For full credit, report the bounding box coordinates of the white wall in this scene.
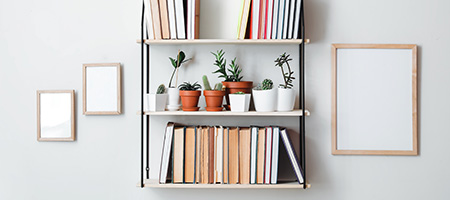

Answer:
[1,0,449,199]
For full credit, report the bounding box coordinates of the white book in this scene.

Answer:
[270,127,280,184]
[293,0,302,39]
[159,122,175,183]
[167,0,177,39]
[280,128,304,184]
[251,0,261,39]
[265,0,274,39]
[144,0,155,40]
[250,127,258,184]
[282,0,290,39]
[287,0,296,39]
[187,0,192,39]
[277,0,286,39]
[271,0,280,39]
[264,127,272,184]
[174,0,186,39]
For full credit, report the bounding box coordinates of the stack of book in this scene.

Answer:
[144,0,200,40]
[237,0,303,39]
[159,122,304,184]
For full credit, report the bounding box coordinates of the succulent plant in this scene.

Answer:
[202,75,223,91]
[156,84,166,94]
[253,79,273,90]
[275,52,295,89]
[202,75,212,90]
[168,50,191,88]
[212,49,243,82]
[233,91,245,94]
[178,81,201,91]
[214,83,223,91]
[261,79,273,90]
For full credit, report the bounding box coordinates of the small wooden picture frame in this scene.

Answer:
[83,63,122,115]
[37,90,75,141]
[332,44,418,155]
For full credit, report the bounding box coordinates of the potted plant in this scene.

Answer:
[211,49,253,110]
[146,84,168,111]
[166,50,191,111]
[229,91,251,112]
[202,75,225,112]
[275,52,296,111]
[178,81,202,111]
[252,79,277,112]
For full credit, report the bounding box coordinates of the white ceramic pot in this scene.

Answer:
[148,94,168,111]
[229,93,251,112]
[166,87,181,111]
[277,88,295,111]
[252,89,277,112]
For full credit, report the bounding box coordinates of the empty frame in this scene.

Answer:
[83,63,121,115]
[37,90,75,141]
[332,44,418,155]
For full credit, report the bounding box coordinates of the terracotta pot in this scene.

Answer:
[179,90,202,111]
[203,90,225,111]
[222,81,253,109]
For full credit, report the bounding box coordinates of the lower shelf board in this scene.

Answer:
[140,179,311,189]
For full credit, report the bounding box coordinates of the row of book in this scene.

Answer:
[159,122,304,184]
[144,0,200,40]
[238,0,303,39]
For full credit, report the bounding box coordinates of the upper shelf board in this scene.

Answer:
[142,109,310,117]
[136,39,310,45]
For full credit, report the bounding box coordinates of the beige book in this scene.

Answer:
[201,126,209,183]
[228,127,239,184]
[239,127,251,184]
[158,0,170,39]
[150,0,162,39]
[173,127,184,183]
[184,127,196,183]
[223,127,229,184]
[256,127,266,184]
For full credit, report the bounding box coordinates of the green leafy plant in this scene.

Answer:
[168,50,191,88]
[228,58,243,82]
[211,49,243,82]
[202,75,223,91]
[275,52,295,89]
[178,81,201,91]
[156,84,166,94]
[233,91,245,94]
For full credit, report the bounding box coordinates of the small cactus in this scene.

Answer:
[214,83,223,91]
[202,75,212,90]
[261,79,273,90]
[156,84,166,94]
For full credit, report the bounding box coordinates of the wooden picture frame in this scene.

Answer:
[37,90,75,141]
[331,44,418,155]
[83,63,121,115]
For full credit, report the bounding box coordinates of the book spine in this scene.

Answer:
[159,0,170,39]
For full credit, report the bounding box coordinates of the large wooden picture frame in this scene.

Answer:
[332,44,418,155]
[37,90,75,141]
[83,63,121,115]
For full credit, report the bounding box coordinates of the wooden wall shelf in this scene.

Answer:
[142,109,310,117]
[142,179,311,189]
[136,39,310,45]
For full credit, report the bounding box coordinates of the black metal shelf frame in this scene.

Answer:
[139,1,306,189]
